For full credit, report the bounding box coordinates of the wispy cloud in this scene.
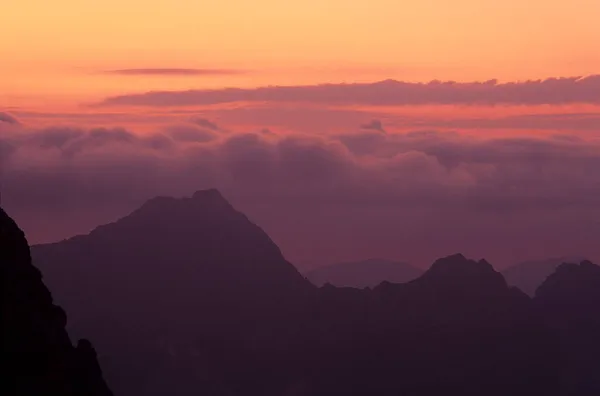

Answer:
[97,76,600,107]
[104,68,246,76]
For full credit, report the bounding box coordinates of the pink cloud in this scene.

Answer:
[97,76,600,107]
[13,105,600,139]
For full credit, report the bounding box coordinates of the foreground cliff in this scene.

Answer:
[0,208,112,396]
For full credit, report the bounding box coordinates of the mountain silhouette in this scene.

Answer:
[305,258,423,288]
[30,189,600,395]
[0,208,112,396]
[502,256,587,296]
[298,253,559,396]
[32,189,313,395]
[535,261,600,394]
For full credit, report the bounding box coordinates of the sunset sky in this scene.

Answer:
[3,0,600,105]
[2,1,600,268]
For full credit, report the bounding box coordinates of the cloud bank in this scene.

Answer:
[98,76,600,107]
[2,121,600,268]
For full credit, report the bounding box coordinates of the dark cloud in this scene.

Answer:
[19,126,168,158]
[190,118,222,131]
[104,68,245,76]
[360,119,386,133]
[260,128,276,136]
[0,112,20,125]
[2,121,600,268]
[98,76,600,107]
[165,124,217,143]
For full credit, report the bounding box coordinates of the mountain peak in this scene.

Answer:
[427,253,494,274]
[579,259,599,271]
[553,260,600,277]
[502,256,589,297]
[536,260,600,300]
[130,189,232,221]
[191,188,225,201]
[417,253,507,292]
[35,188,312,307]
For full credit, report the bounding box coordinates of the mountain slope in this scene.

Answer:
[502,257,586,296]
[305,258,422,288]
[1,207,112,396]
[298,253,560,396]
[32,189,313,395]
[535,261,600,394]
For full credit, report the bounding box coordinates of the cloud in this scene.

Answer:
[165,124,217,143]
[98,76,600,107]
[17,126,173,158]
[190,118,222,131]
[360,119,386,133]
[13,105,600,138]
[104,68,245,76]
[2,121,600,268]
[260,128,276,136]
[0,112,20,125]
[399,112,600,132]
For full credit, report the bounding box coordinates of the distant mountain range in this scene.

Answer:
[305,259,423,288]
[502,257,588,296]
[7,189,596,395]
[306,256,589,295]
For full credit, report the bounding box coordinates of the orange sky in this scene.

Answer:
[2,0,600,109]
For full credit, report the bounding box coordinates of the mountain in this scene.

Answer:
[535,261,600,395]
[30,189,590,395]
[297,253,559,396]
[0,207,112,396]
[502,257,587,296]
[305,258,423,288]
[32,189,313,396]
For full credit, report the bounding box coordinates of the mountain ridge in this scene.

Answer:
[32,189,313,395]
[29,189,600,396]
[502,256,588,296]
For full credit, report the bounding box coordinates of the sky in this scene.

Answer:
[3,0,600,104]
[2,0,600,269]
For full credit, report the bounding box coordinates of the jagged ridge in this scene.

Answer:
[27,190,600,396]
[0,208,113,396]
